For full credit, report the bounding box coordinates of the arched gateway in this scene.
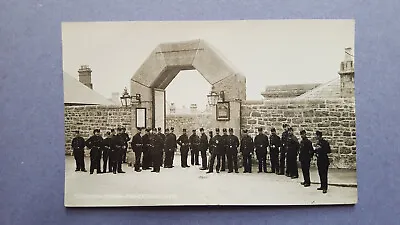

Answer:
[130,39,246,135]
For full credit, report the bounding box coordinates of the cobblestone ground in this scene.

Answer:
[65,156,357,207]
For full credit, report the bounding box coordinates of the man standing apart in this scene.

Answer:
[71,130,87,172]
[199,128,209,170]
[269,128,281,174]
[314,130,331,194]
[254,127,269,173]
[299,130,314,187]
[240,129,254,173]
[189,129,200,166]
[131,127,144,172]
[85,129,104,174]
[177,129,190,168]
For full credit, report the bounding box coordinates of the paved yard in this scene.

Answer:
[65,156,357,207]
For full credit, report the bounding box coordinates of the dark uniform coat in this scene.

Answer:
[240,135,254,155]
[254,133,269,155]
[299,137,314,163]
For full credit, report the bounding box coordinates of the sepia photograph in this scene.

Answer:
[62,20,357,207]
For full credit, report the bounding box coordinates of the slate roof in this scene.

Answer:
[261,83,321,99]
[63,72,116,106]
[296,78,341,99]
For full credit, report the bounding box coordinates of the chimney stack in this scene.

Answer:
[78,65,93,89]
[338,48,355,98]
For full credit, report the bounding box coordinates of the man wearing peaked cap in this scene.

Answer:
[164,127,177,168]
[189,129,200,166]
[269,127,281,174]
[219,128,228,171]
[254,127,269,173]
[199,128,209,170]
[207,127,223,173]
[71,130,86,172]
[141,128,152,170]
[85,128,104,174]
[240,128,254,173]
[157,127,166,168]
[314,130,331,194]
[177,128,190,167]
[226,128,239,173]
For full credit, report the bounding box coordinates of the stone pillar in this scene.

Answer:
[78,65,93,89]
[338,47,355,98]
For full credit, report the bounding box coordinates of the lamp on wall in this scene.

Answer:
[207,90,219,106]
[120,87,141,107]
[207,88,226,106]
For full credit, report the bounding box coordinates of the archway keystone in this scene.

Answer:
[130,39,246,135]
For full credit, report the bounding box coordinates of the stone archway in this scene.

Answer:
[130,39,246,135]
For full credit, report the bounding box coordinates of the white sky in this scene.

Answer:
[62,20,354,110]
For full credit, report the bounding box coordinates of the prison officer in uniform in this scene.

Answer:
[299,130,314,187]
[286,127,299,179]
[199,128,209,170]
[71,130,87,172]
[220,128,229,171]
[114,128,126,173]
[85,129,104,174]
[279,124,289,175]
[269,128,281,174]
[169,127,177,167]
[206,130,213,170]
[157,127,166,167]
[131,127,144,172]
[254,127,269,173]
[141,128,152,170]
[189,129,200,166]
[102,131,113,173]
[121,127,130,163]
[164,128,176,168]
[109,129,118,173]
[151,128,163,173]
[240,129,254,173]
[207,128,222,173]
[314,130,331,194]
[177,129,190,168]
[226,128,240,173]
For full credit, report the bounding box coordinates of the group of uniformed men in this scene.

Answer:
[71,127,130,174]
[71,123,331,193]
